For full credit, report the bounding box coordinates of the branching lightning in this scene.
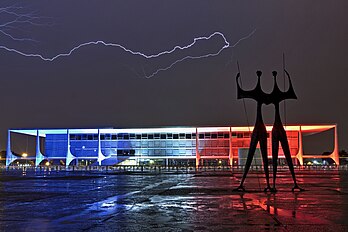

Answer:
[143,29,256,78]
[0,5,51,43]
[0,5,256,78]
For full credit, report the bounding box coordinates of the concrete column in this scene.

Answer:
[97,129,106,166]
[228,127,233,166]
[35,130,46,167]
[66,129,76,167]
[296,126,304,166]
[195,128,200,167]
[330,124,340,165]
[6,130,17,167]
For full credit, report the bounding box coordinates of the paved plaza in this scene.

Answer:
[0,168,348,231]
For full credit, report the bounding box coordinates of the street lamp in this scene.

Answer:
[22,153,28,166]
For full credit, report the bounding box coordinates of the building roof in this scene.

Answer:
[9,124,337,137]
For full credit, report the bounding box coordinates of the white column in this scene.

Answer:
[296,126,304,166]
[66,129,76,167]
[6,130,17,167]
[330,124,340,165]
[97,129,106,165]
[195,128,200,167]
[35,130,46,167]
[229,127,233,166]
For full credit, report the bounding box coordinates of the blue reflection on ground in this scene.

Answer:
[0,168,348,231]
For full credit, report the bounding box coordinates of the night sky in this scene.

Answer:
[0,1,347,154]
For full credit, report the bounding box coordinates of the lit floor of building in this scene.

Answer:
[5,124,339,167]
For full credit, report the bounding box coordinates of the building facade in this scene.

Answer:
[6,125,339,167]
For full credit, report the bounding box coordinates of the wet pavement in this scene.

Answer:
[0,169,348,231]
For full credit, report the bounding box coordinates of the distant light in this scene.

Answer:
[22,153,28,158]
[82,146,85,149]
[149,160,154,164]
[45,162,50,166]
[218,160,222,164]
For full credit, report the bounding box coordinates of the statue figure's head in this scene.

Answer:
[256,70,262,77]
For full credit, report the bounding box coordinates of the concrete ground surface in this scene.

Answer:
[0,169,348,231]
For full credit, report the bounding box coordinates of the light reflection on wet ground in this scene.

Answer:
[0,169,348,231]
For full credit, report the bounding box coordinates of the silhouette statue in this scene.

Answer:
[270,70,304,192]
[234,71,272,192]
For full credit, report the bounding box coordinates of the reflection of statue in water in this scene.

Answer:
[234,71,272,192]
[270,70,304,192]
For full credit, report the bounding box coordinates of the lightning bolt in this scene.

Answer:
[0,6,256,78]
[0,29,256,78]
[143,29,256,78]
[0,5,52,42]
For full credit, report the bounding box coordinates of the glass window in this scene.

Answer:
[111,134,117,140]
[154,133,160,139]
[167,133,173,139]
[224,133,229,139]
[136,134,141,140]
[243,132,251,138]
[173,134,179,139]
[199,134,204,139]
[141,133,147,139]
[148,134,154,139]
[160,134,166,139]
[105,134,111,140]
[185,134,192,139]
[211,133,218,139]
[179,133,185,139]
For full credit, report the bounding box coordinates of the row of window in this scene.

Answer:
[48,132,298,142]
[68,132,235,141]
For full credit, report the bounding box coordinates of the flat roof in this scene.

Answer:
[9,124,337,137]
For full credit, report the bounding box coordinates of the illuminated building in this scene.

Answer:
[5,124,339,167]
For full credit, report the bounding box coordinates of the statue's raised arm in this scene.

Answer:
[283,69,297,100]
[236,71,263,101]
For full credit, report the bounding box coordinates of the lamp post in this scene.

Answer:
[22,153,28,166]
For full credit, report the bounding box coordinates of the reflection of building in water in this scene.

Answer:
[6,124,339,167]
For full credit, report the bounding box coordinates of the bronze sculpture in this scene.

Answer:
[269,70,304,192]
[234,71,272,192]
